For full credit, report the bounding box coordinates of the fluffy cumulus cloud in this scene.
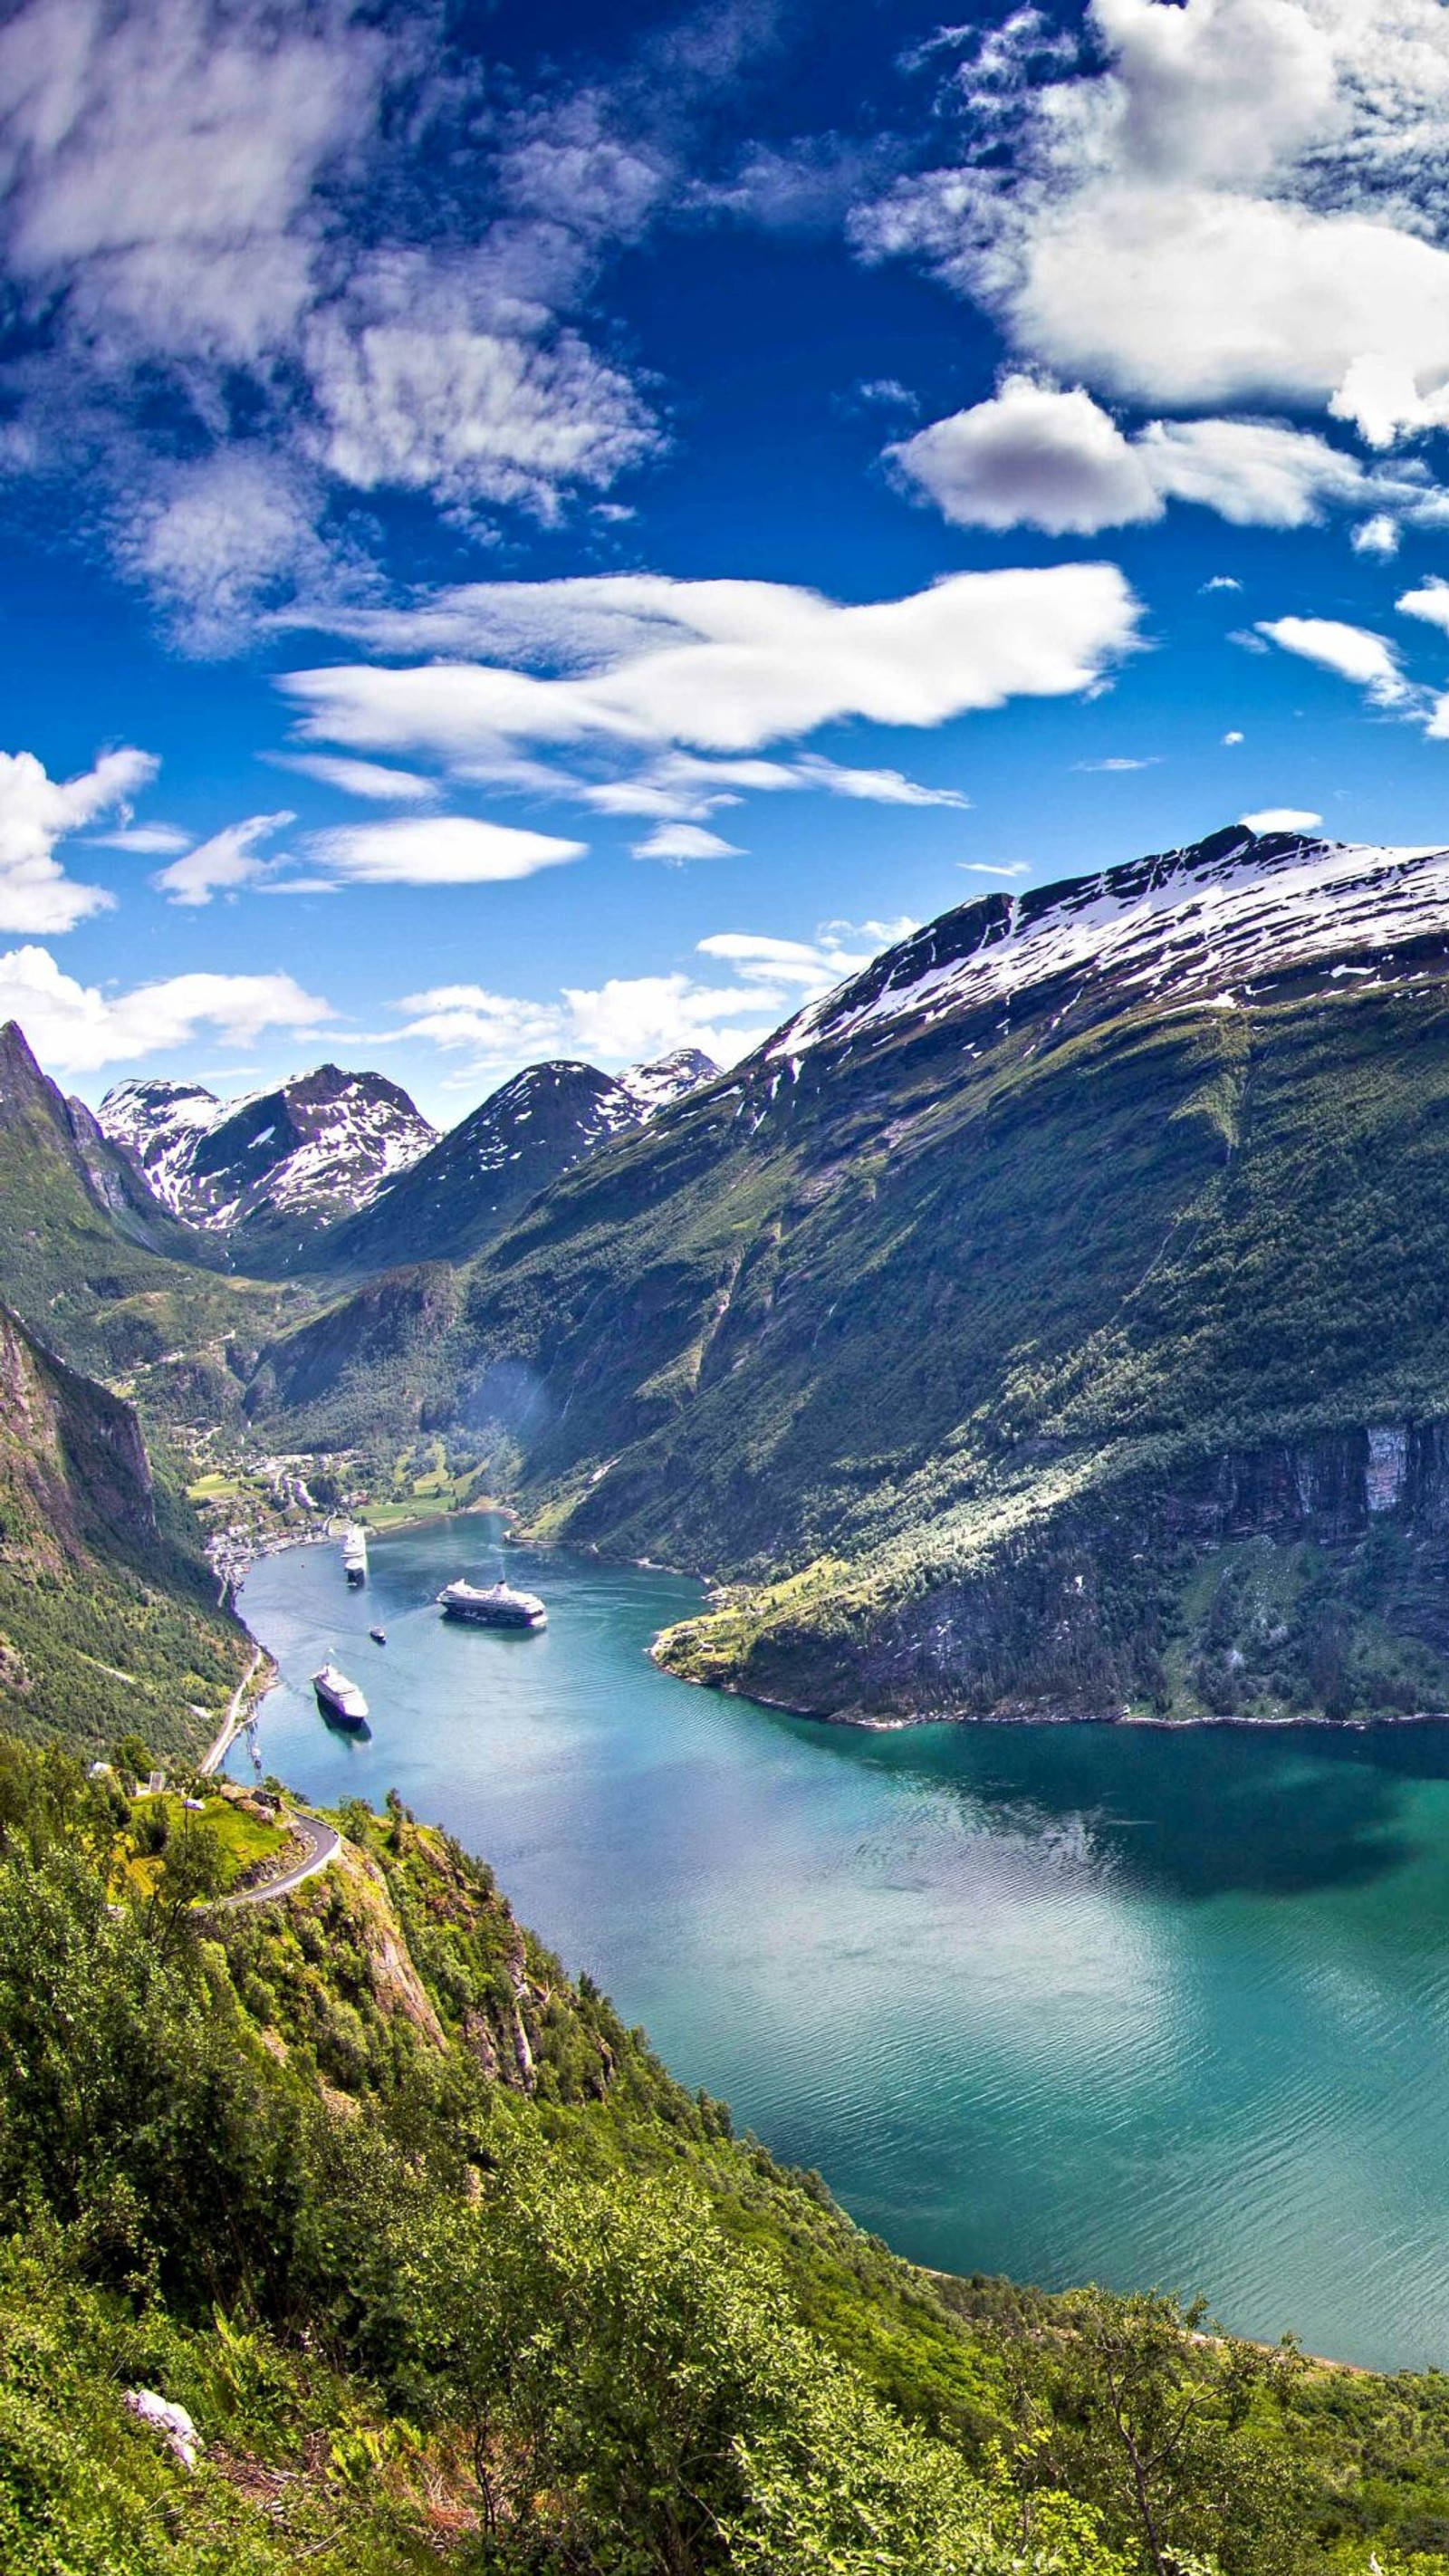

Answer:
[888,375,1449,538]
[281,569,1144,785]
[0,943,333,1072]
[0,2,672,646]
[859,0,1449,439]
[0,746,157,932]
[381,925,880,1078]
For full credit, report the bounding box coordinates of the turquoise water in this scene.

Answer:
[233,1517,1449,2372]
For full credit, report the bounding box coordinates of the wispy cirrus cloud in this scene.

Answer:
[0,0,677,649]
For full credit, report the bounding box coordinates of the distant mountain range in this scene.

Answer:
[97,1044,716,1274]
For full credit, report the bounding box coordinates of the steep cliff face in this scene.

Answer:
[0,1299,246,1754]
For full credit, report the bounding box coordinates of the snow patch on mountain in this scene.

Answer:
[99,1066,437,1238]
[772,829,1449,1062]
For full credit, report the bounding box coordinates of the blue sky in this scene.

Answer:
[5,0,1449,1121]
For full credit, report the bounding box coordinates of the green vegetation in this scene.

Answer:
[0,1728,1446,2574]
[0,1300,249,1759]
[247,967,1449,1724]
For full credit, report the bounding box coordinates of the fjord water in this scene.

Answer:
[235,1518,1449,2372]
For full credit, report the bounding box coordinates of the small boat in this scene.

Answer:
[341,1524,369,1586]
[437,1578,547,1631]
[312,1661,369,1727]
[369,1625,387,1645]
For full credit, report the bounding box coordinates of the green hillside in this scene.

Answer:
[0,1020,295,1428]
[0,1298,249,1757]
[3,1732,1446,2576]
[245,831,1449,1724]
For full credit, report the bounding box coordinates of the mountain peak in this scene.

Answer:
[769,824,1444,1068]
[98,1062,437,1252]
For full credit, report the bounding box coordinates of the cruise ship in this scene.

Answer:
[437,1578,547,1631]
[341,1524,369,1585]
[312,1662,369,1727]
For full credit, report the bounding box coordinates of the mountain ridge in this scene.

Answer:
[245,822,1449,1726]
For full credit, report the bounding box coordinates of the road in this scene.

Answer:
[198,1644,266,1778]
[216,1808,341,1910]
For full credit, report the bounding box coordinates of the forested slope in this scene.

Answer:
[3,1734,1444,2576]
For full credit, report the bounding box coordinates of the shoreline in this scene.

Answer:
[648,1648,1449,1736]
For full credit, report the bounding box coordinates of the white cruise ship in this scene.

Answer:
[312,1662,369,1727]
[437,1578,547,1631]
[341,1524,369,1585]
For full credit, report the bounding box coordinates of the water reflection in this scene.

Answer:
[233,1522,1449,2370]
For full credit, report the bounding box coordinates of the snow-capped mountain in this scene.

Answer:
[317,1047,718,1275]
[768,824,1449,1068]
[99,1065,437,1256]
[616,1047,718,1118]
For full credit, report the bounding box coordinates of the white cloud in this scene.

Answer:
[305,265,659,521]
[696,930,872,985]
[1074,756,1157,773]
[888,378,1158,534]
[1396,578,1449,638]
[1223,728,1244,745]
[305,814,584,886]
[0,0,383,365]
[859,0,1449,424]
[281,566,1145,767]
[0,745,156,932]
[117,448,352,656]
[1352,514,1402,557]
[632,824,744,862]
[0,6,670,643]
[792,755,970,807]
[154,812,294,907]
[1241,807,1324,833]
[0,942,333,1072]
[266,753,440,803]
[959,860,1031,878]
[571,746,969,822]
[1256,615,1412,705]
[380,927,878,1079]
[888,377,1449,538]
[1203,577,1243,593]
[85,822,192,855]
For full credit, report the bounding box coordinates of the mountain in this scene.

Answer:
[100,1062,437,1264]
[312,1045,718,1277]
[250,823,1449,1725]
[0,1294,248,1754]
[0,1019,297,1417]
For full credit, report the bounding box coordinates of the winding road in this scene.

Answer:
[199,1644,267,1778]
[216,1807,340,1911]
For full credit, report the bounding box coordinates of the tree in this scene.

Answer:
[1020,2288,1305,2576]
